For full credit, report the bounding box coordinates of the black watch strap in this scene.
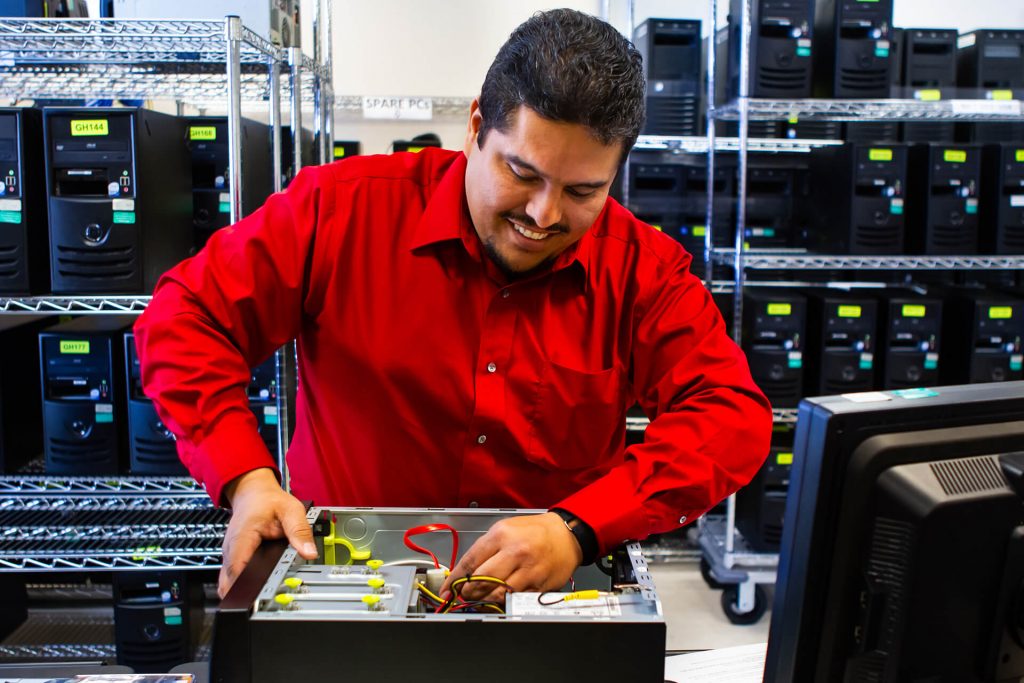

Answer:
[551,508,599,566]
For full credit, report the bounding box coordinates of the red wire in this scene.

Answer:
[403,523,460,570]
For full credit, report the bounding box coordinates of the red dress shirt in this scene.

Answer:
[134,148,772,553]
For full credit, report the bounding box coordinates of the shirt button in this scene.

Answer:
[501,290,511,299]
[679,515,688,524]
[486,362,497,373]
[477,434,487,444]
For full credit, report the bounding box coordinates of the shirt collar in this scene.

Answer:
[411,151,595,292]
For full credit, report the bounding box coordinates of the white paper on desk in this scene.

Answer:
[664,642,767,683]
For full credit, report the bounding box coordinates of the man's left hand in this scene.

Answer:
[439,511,583,603]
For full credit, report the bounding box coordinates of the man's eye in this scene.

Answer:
[567,187,595,198]
[509,166,536,181]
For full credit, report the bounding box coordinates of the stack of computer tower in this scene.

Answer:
[940,288,1023,384]
[634,18,703,136]
[804,291,878,395]
[906,143,981,254]
[875,292,943,389]
[736,423,794,553]
[980,143,1024,254]
[0,107,49,294]
[894,29,958,143]
[0,317,49,474]
[742,290,807,408]
[806,142,908,254]
[813,0,894,99]
[39,316,134,475]
[957,30,1024,143]
[113,571,203,673]
[185,116,272,251]
[125,332,184,476]
[43,108,192,293]
[249,355,280,457]
[745,155,809,249]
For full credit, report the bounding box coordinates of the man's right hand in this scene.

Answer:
[218,467,318,598]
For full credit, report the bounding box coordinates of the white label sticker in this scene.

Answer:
[0,198,22,211]
[788,351,802,362]
[163,606,182,617]
[362,96,434,121]
[219,192,231,203]
[112,198,134,212]
[860,353,874,363]
[95,403,113,413]
[841,392,892,403]
[507,593,622,617]
[926,352,940,363]
[950,99,1022,116]
[1011,195,1024,208]
[264,406,277,416]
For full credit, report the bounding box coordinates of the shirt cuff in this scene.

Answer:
[188,409,280,507]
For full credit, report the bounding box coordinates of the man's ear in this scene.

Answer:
[464,98,483,155]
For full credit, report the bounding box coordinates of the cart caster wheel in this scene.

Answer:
[700,558,724,590]
[721,584,768,625]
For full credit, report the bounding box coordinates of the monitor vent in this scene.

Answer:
[930,455,1006,496]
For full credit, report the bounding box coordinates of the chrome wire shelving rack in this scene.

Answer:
[710,252,1024,271]
[0,295,151,314]
[710,97,1024,122]
[0,19,326,106]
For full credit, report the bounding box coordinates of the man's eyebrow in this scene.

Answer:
[506,154,609,189]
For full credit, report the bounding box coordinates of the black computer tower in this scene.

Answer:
[956,30,1024,143]
[876,293,943,389]
[980,143,1024,254]
[185,116,273,251]
[813,0,894,98]
[804,291,878,396]
[726,0,815,99]
[0,317,49,473]
[742,290,807,408]
[332,140,361,160]
[906,143,981,254]
[843,122,899,144]
[634,18,703,136]
[940,288,1023,384]
[250,355,279,457]
[124,331,184,476]
[897,29,958,143]
[39,316,133,475]
[745,155,808,248]
[0,108,49,294]
[43,107,192,293]
[113,570,203,673]
[806,142,907,254]
[736,423,794,553]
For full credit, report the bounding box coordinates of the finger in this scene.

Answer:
[280,501,318,559]
[441,533,502,596]
[218,525,263,598]
[455,552,518,602]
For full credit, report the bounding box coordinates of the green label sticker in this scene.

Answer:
[788,351,802,369]
[893,388,939,400]
[60,340,89,354]
[915,89,941,101]
[165,615,183,626]
[944,149,967,164]
[692,225,707,237]
[219,201,231,214]
[966,199,978,214]
[890,199,903,215]
[859,360,872,370]
[1011,355,1023,372]
[875,46,889,58]
[924,358,938,370]
[990,90,1014,101]
[902,304,926,318]
[776,452,793,466]
[990,306,1013,319]
[333,145,346,158]
[189,126,216,141]
[838,305,862,318]
[796,46,811,57]
[1017,150,1024,163]
[112,211,135,224]
[70,119,108,136]
[96,412,113,423]
[768,303,791,316]
[0,210,21,223]
[869,148,893,162]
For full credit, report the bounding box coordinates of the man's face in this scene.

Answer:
[463,102,622,278]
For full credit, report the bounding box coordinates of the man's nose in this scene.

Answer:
[526,186,563,230]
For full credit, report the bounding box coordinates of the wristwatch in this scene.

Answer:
[550,508,599,566]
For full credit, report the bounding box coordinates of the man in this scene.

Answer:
[135,8,772,602]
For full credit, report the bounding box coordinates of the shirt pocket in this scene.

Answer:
[526,360,624,471]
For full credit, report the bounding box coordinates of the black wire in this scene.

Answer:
[537,592,565,606]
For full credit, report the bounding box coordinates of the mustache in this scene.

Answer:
[501,211,569,234]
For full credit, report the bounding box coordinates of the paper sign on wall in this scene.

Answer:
[362,96,433,121]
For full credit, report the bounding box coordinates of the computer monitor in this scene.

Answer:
[765,381,1024,682]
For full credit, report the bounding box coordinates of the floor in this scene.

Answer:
[650,562,772,651]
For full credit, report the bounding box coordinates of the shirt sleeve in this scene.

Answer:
[553,246,773,554]
[133,166,333,506]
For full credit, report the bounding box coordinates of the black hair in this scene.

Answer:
[478,9,646,159]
